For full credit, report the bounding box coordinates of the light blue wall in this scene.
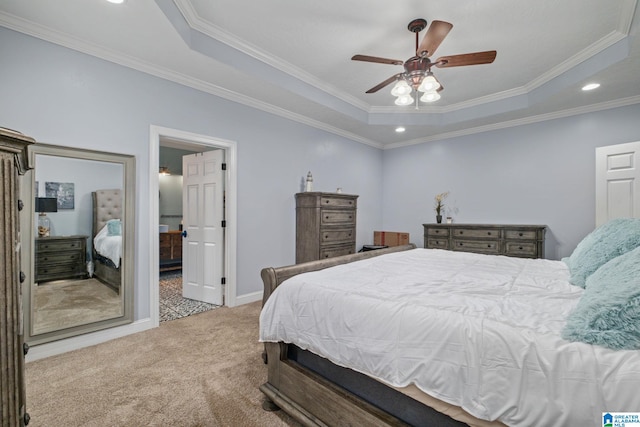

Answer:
[381,104,640,259]
[0,28,384,319]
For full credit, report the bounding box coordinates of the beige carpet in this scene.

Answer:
[25,301,301,427]
[32,278,122,335]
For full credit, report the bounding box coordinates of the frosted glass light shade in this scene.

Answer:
[420,91,441,102]
[418,74,441,92]
[391,80,412,96]
[395,94,414,106]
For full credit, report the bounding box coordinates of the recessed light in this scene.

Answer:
[582,83,600,91]
[395,126,406,133]
[106,0,125,4]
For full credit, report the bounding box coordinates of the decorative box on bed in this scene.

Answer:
[423,223,546,258]
[92,189,123,291]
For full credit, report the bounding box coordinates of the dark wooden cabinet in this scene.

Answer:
[35,235,88,282]
[1,127,34,427]
[160,231,182,271]
[296,192,358,263]
[423,223,546,258]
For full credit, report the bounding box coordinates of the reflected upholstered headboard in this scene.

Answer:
[92,189,123,237]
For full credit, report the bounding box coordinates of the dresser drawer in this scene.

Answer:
[36,251,84,266]
[37,262,85,278]
[426,238,449,249]
[36,238,84,253]
[452,228,501,239]
[321,228,355,244]
[452,239,500,254]
[321,210,356,225]
[504,242,538,257]
[319,244,355,259]
[504,230,538,240]
[321,196,357,209]
[426,227,450,237]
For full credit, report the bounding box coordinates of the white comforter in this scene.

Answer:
[259,249,640,427]
[93,224,122,268]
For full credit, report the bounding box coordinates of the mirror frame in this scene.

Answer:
[20,143,135,345]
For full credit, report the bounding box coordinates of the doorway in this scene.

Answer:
[149,126,237,327]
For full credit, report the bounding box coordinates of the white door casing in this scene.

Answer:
[182,150,225,305]
[595,141,640,226]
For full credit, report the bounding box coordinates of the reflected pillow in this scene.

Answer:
[107,219,122,236]
[562,246,640,350]
[563,218,640,288]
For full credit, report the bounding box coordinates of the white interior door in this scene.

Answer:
[596,141,640,226]
[182,150,224,305]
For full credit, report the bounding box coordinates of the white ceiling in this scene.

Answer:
[1,0,639,148]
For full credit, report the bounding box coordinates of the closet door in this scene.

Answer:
[596,141,640,226]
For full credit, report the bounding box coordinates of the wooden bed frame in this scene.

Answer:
[91,190,122,292]
[259,244,474,427]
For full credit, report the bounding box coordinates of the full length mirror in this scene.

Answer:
[20,143,135,345]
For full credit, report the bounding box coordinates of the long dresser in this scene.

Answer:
[296,192,358,263]
[423,223,546,258]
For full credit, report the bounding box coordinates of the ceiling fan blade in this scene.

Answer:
[434,50,497,68]
[352,55,404,65]
[416,20,453,58]
[365,74,403,93]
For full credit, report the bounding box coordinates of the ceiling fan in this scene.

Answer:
[352,19,497,105]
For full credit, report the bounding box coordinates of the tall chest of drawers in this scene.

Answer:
[296,192,358,263]
[423,223,546,258]
[1,128,34,427]
[35,235,88,282]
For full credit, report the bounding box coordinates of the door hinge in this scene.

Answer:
[221,163,227,170]
[221,220,226,227]
[221,277,226,285]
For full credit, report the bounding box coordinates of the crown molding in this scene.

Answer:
[385,95,640,150]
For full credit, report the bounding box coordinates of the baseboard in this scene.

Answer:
[232,291,262,307]
[25,318,154,362]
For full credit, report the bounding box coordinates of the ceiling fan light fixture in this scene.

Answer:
[395,94,414,106]
[418,73,441,93]
[420,91,441,103]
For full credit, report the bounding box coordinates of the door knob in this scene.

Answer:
[181,230,187,238]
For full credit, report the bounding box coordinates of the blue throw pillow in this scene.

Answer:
[564,218,640,288]
[562,246,640,350]
[107,219,122,236]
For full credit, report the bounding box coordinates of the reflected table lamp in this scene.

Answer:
[35,197,57,237]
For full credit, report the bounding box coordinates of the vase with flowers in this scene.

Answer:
[434,191,449,224]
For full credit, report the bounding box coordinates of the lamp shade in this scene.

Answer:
[35,197,58,213]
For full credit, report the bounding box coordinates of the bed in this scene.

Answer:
[91,189,123,292]
[259,219,640,427]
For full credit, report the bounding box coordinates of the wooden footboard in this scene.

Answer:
[259,245,436,426]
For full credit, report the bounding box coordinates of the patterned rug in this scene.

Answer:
[159,271,219,322]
